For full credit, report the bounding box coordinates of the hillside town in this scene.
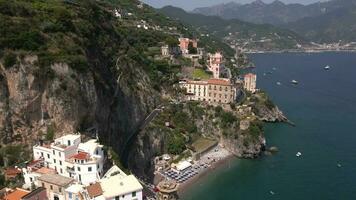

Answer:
[0,2,260,200]
[0,33,258,200]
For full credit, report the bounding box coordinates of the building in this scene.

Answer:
[180,79,236,104]
[65,184,90,200]
[21,187,48,200]
[156,181,178,200]
[28,134,104,186]
[179,38,197,54]
[99,174,143,200]
[161,45,169,57]
[63,165,143,200]
[38,174,74,200]
[2,188,30,200]
[4,168,21,181]
[243,73,257,93]
[207,52,224,78]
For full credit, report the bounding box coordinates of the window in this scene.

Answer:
[59,152,61,157]
[53,150,55,155]
[60,168,63,174]
[115,197,120,200]
[53,159,56,164]
[68,192,72,199]
[79,175,81,182]
[95,149,99,155]
[132,191,136,197]
[41,152,44,157]
[50,185,53,190]
[59,187,62,193]
[59,161,62,166]
[30,177,33,182]
[97,164,99,169]
[42,183,44,187]
[77,167,81,171]
[47,154,50,159]
[88,167,92,172]
[67,140,71,146]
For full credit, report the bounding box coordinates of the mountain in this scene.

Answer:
[193,0,356,25]
[193,0,356,43]
[158,6,308,51]
[193,0,322,25]
[285,5,356,43]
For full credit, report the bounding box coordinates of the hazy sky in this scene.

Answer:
[142,0,321,11]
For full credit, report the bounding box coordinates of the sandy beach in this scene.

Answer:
[177,148,235,196]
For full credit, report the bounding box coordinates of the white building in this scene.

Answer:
[208,52,224,78]
[64,166,143,200]
[244,73,257,93]
[28,134,104,186]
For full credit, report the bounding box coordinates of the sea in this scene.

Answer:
[182,52,356,200]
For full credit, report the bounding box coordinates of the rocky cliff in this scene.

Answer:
[0,52,158,157]
[127,103,266,180]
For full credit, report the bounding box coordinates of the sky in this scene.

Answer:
[142,0,321,11]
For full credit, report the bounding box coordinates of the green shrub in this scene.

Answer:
[3,52,17,68]
[167,132,186,155]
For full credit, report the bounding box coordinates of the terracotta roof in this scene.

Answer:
[4,188,30,200]
[5,168,21,176]
[72,152,89,160]
[38,174,74,186]
[21,188,46,200]
[86,183,103,198]
[35,167,57,175]
[207,79,231,86]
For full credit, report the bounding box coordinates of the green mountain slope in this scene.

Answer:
[159,6,308,51]
[286,6,356,43]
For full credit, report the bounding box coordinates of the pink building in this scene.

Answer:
[179,38,197,54]
[208,52,224,78]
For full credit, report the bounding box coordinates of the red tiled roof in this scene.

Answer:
[72,152,89,160]
[207,79,231,86]
[5,168,21,176]
[35,167,57,175]
[4,189,30,200]
[86,183,103,198]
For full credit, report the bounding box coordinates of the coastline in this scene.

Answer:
[177,153,235,196]
[245,49,356,54]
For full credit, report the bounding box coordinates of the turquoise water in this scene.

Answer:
[182,52,356,200]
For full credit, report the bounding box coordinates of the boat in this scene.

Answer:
[296,152,302,157]
[272,67,277,71]
[324,65,330,70]
[337,163,342,168]
[276,82,281,85]
[291,80,298,84]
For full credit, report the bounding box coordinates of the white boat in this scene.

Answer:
[296,152,302,157]
[272,67,277,71]
[291,80,298,84]
[276,82,281,85]
[337,163,342,168]
[324,65,330,70]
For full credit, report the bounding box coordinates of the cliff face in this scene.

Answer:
[0,54,158,157]
[127,103,265,180]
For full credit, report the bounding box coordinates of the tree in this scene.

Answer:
[188,42,197,54]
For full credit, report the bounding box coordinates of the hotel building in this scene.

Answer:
[180,79,236,104]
